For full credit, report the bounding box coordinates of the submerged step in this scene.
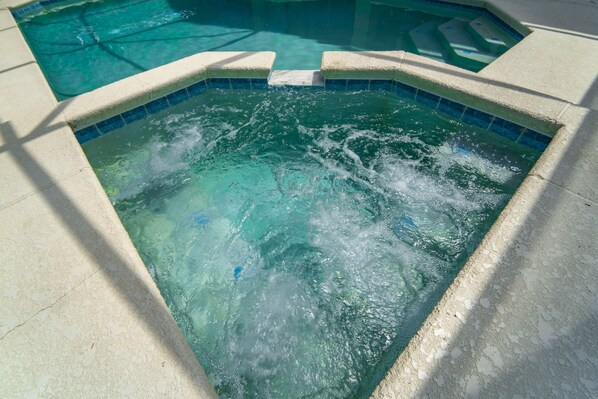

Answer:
[438,18,497,71]
[467,15,517,54]
[408,18,449,63]
[268,70,325,87]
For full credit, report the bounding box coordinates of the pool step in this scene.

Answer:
[269,70,324,87]
[466,15,517,54]
[438,18,497,71]
[408,18,449,63]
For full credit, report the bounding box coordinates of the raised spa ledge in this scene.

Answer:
[320,51,405,80]
[320,50,564,136]
[61,51,275,131]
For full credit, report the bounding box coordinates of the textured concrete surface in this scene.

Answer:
[532,107,598,203]
[321,51,404,79]
[480,29,598,110]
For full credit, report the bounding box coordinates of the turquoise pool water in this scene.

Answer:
[82,88,539,398]
[16,0,507,99]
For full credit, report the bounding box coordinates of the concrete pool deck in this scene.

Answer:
[1,0,596,397]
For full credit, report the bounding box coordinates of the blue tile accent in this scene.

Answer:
[325,79,347,91]
[369,80,393,91]
[209,78,231,89]
[489,117,525,141]
[74,75,550,153]
[187,80,207,96]
[437,98,466,119]
[518,129,551,151]
[250,78,268,90]
[166,88,189,106]
[268,85,291,91]
[145,97,169,114]
[96,114,125,133]
[393,81,417,100]
[346,79,370,91]
[121,106,148,124]
[76,125,101,144]
[230,78,252,89]
[462,107,494,129]
[12,2,42,16]
[415,90,441,109]
[40,0,65,5]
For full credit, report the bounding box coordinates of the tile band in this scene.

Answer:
[75,76,551,153]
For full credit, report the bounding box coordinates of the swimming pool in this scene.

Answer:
[81,85,541,398]
[16,0,523,99]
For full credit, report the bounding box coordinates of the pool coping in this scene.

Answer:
[1,0,597,398]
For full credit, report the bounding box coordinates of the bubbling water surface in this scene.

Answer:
[83,89,539,398]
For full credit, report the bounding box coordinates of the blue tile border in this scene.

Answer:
[437,98,466,119]
[369,80,394,92]
[325,79,347,91]
[75,78,256,143]
[165,88,190,106]
[145,97,169,114]
[76,125,101,144]
[462,107,494,129]
[489,116,525,141]
[121,106,148,124]
[187,80,208,96]
[11,2,42,16]
[416,90,441,109]
[346,79,370,91]
[96,114,125,133]
[208,78,231,89]
[250,78,268,90]
[518,128,551,151]
[394,81,418,100]
[75,76,552,153]
[230,78,252,89]
[324,78,551,151]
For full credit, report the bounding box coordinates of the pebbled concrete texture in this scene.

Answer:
[532,107,598,202]
[321,51,404,79]
[479,29,598,111]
